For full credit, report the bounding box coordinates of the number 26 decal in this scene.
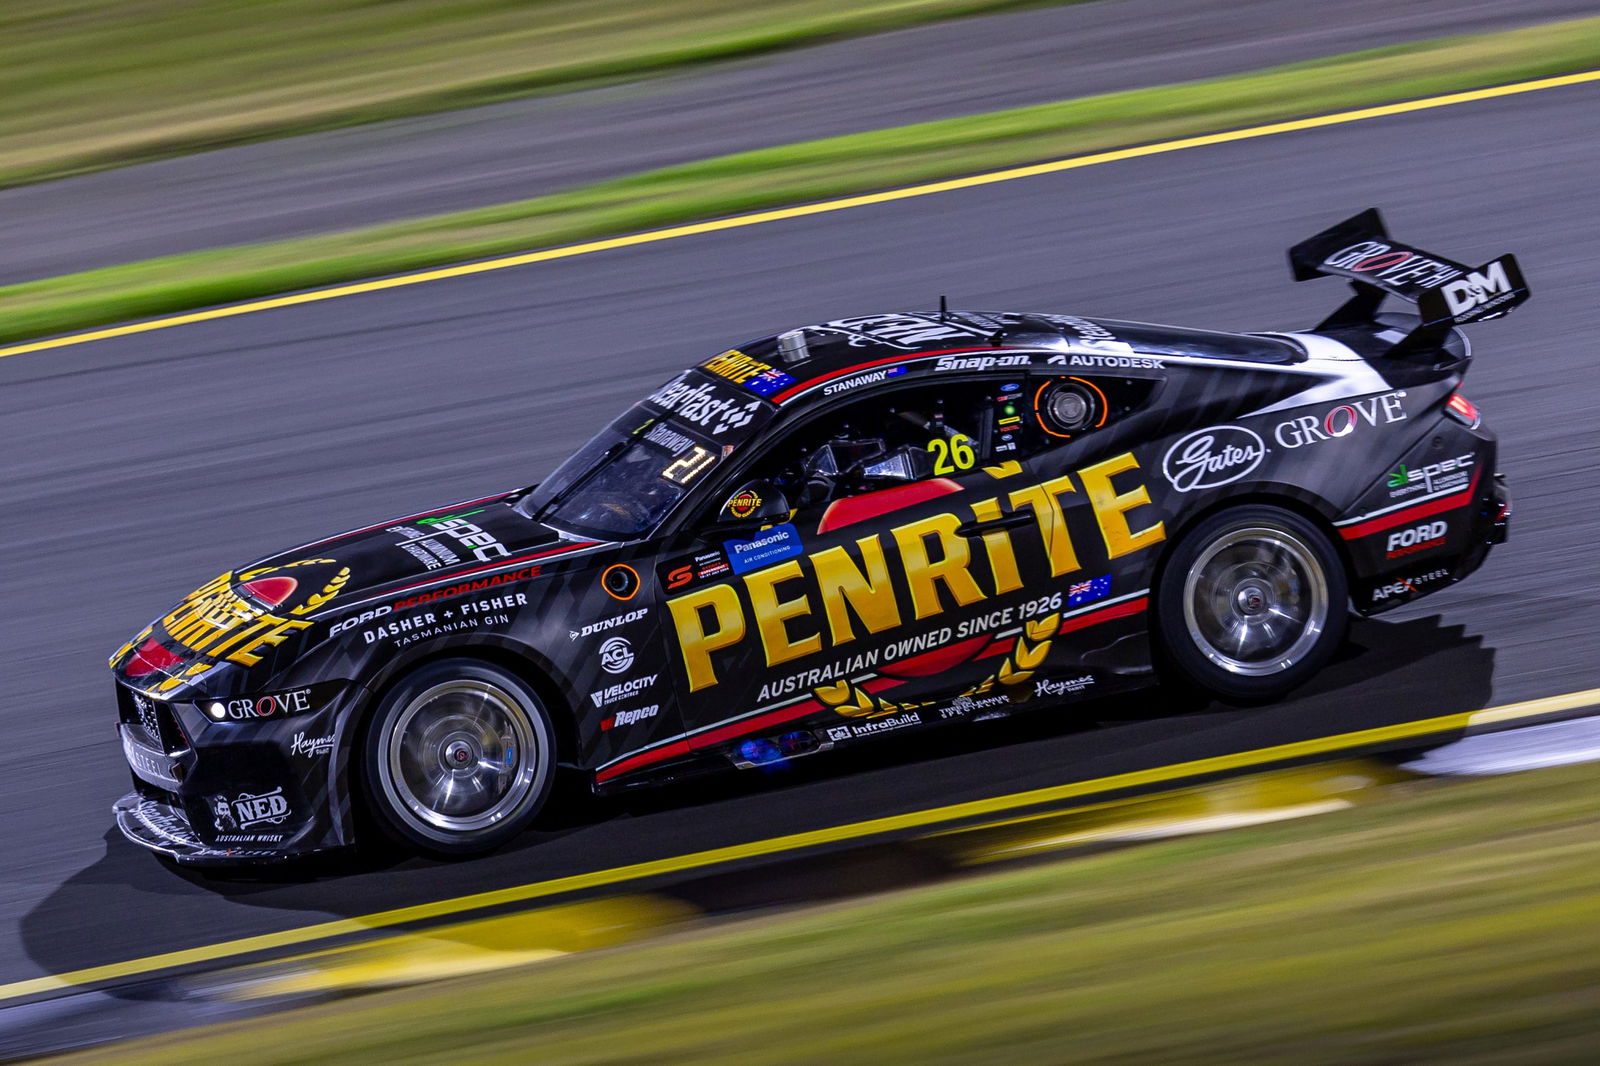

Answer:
[927,433,975,475]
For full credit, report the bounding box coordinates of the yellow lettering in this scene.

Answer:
[1079,452,1166,560]
[812,536,901,646]
[703,349,770,384]
[226,617,313,666]
[667,584,747,692]
[1008,475,1082,577]
[892,513,987,621]
[966,497,1023,594]
[744,559,822,668]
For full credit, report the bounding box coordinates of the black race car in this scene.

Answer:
[110,209,1525,863]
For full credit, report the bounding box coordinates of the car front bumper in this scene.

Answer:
[110,681,363,865]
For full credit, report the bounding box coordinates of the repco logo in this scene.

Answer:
[1386,520,1448,558]
[602,705,659,731]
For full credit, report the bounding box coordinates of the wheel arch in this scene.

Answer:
[352,638,582,770]
[1151,486,1354,605]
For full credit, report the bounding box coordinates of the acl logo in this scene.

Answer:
[599,636,634,674]
[1386,520,1448,559]
[1441,260,1513,318]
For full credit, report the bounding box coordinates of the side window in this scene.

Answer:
[732,378,1048,518]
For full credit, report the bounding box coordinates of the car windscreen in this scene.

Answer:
[519,370,773,540]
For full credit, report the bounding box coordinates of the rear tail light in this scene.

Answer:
[1445,392,1481,429]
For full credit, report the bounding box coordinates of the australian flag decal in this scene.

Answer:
[1068,574,1113,607]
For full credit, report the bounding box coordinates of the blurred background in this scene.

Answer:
[2,1,1599,1062]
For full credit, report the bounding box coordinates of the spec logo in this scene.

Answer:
[599,636,634,674]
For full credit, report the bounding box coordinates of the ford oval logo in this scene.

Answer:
[1162,426,1267,492]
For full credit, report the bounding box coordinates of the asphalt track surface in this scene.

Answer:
[3,76,1600,997]
[1,0,1593,285]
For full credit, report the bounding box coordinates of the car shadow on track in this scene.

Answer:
[19,614,1493,987]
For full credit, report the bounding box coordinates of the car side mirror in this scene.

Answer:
[714,480,791,528]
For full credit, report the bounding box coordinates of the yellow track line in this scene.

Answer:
[2,684,1595,1004]
[1,68,1598,363]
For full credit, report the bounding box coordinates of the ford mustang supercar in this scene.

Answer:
[110,209,1525,863]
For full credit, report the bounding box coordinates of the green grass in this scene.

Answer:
[5,16,1600,347]
[0,0,1075,188]
[67,760,1600,1064]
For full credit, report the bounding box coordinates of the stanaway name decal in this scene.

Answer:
[668,452,1165,692]
[823,365,907,396]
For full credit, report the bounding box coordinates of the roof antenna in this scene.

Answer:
[939,294,949,322]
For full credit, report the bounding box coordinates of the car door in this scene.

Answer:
[655,375,1082,753]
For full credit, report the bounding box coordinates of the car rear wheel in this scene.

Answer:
[1154,505,1348,702]
[361,658,556,857]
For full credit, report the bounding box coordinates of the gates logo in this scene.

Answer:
[1162,427,1266,492]
[1386,520,1448,559]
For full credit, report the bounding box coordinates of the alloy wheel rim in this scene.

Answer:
[1181,525,1328,676]
[380,679,542,838]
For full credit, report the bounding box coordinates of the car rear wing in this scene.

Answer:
[1288,208,1529,355]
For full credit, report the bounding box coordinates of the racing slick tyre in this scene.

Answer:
[1154,505,1348,703]
[360,658,557,858]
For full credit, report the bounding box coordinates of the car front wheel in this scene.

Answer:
[361,658,556,857]
[1154,505,1348,702]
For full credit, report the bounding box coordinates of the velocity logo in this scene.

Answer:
[591,675,657,709]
